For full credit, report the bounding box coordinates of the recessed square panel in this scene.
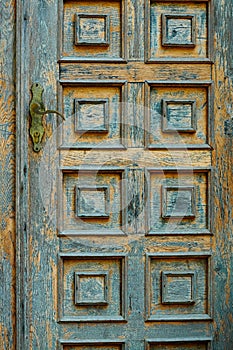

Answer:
[76,185,110,218]
[162,14,196,47]
[146,170,210,235]
[75,14,110,46]
[62,83,126,149]
[59,254,127,322]
[147,1,209,61]
[75,99,109,132]
[162,99,196,133]
[162,271,196,304]
[62,0,126,61]
[162,186,196,219]
[146,339,211,350]
[75,271,108,305]
[146,254,211,320]
[147,84,209,149]
[60,170,126,235]
[61,340,126,350]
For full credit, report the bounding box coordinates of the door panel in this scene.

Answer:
[60,340,126,350]
[145,253,211,320]
[146,82,211,149]
[58,0,212,347]
[62,0,127,61]
[59,254,127,322]
[146,339,211,350]
[146,0,210,62]
[146,169,210,235]
[60,169,126,235]
[14,0,233,349]
[61,82,127,149]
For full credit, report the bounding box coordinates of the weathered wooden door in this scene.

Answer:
[2,0,231,349]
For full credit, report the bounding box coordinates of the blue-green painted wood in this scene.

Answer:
[0,1,16,349]
[11,1,233,350]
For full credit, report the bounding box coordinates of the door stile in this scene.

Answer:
[16,0,30,349]
[212,0,233,347]
[16,0,61,348]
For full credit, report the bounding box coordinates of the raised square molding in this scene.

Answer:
[59,169,126,236]
[146,1,210,63]
[161,271,196,304]
[58,253,127,322]
[146,169,210,235]
[75,98,109,133]
[75,185,110,218]
[61,81,127,149]
[145,253,211,321]
[75,271,109,305]
[145,169,210,235]
[162,14,196,47]
[75,14,110,46]
[162,185,196,219]
[146,82,211,149]
[61,0,126,62]
[162,99,196,133]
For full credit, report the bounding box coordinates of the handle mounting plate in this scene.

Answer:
[29,83,65,152]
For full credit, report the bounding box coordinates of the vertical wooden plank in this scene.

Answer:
[16,1,32,348]
[127,83,145,148]
[28,0,59,347]
[16,0,60,349]
[0,1,16,350]
[127,168,145,234]
[212,0,233,347]
[127,0,144,60]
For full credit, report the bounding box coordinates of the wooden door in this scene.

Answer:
[5,0,231,349]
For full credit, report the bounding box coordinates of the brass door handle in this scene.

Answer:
[29,82,65,152]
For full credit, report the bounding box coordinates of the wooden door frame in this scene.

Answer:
[14,0,233,349]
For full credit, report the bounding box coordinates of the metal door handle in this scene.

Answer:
[29,82,65,152]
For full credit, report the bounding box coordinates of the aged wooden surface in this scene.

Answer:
[147,1,208,60]
[212,0,233,347]
[9,0,233,349]
[60,150,211,167]
[0,1,16,350]
[60,63,212,81]
[16,0,60,349]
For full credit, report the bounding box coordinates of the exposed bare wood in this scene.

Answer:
[0,1,16,350]
[60,149,211,168]
[5,0,232,348]
[212,0,233,347]
[60,62,212,81]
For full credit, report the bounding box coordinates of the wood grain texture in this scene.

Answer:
[146,170,210,235]
[12,0,232,349]
[60,149,211,168]
[146,254,211,321]
[62,0,125,60]
[0,1,16,350]
[212,0,233,348]
[148,1,208,60]
[16,0,60,349]
[60,62,212,81]
[147,85,209,148]
[62,84,125,149]
[127,0,144,60]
